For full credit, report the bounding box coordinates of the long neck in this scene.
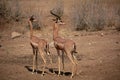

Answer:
[53,23,59,40]
[28,20,33,38]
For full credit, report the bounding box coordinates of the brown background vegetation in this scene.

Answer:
[0,0,120,80]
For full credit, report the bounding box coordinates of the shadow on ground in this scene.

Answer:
[25,66,72,76]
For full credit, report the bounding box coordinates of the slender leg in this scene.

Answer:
[32,48,35,74]
[42,54,46,76]
[73,53,78,75]
[35,49,38,74]
[47,50,52,64]
[45,44,52,64]
[39,49,46,76]
[62,50,65,75]
[57,50,61,76]
[49,54,53,64]
[67,52,76,78]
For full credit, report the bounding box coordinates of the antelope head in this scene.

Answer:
[29,15,37,22]
[50,10,65,25]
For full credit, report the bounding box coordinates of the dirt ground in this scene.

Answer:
[0,23,120,80]
[0,0,120,80]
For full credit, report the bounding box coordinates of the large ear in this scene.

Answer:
[58,20,65,25]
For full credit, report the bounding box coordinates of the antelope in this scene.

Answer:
[28,15,52,76]
[51,11,78,78]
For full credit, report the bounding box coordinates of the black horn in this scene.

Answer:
[50,10,62,22]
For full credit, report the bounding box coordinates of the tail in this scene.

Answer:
[73,43,77,53]
[72,43,79,63]
[46,44,50,55]
[46,44,52,64]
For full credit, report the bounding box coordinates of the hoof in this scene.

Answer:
[62,72,65,76]
[70,75,74,78]
[70,76,73,78]
[58,74,60,77]
[32,72,34,74]
[35,72,38,74]
[41,73,45,76]
[53,71,55,74]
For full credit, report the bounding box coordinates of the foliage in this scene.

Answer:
[72,0,120,31]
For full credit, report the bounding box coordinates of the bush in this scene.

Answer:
[50,0,64,19]
[115,8,120,31]
[26,20,41,30]
[72,0,119,31]
[32,9,45,30]
[0,0,12,21]
[26,9,45,30]
[0,0,23,22]
[0,0,44,30]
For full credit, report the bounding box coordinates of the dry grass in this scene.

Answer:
[0,0,120,31]
[50,0,64,18]
[72,0,120,31]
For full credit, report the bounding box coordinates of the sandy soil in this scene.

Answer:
[0,0,120,80]
[0,24,120,80]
